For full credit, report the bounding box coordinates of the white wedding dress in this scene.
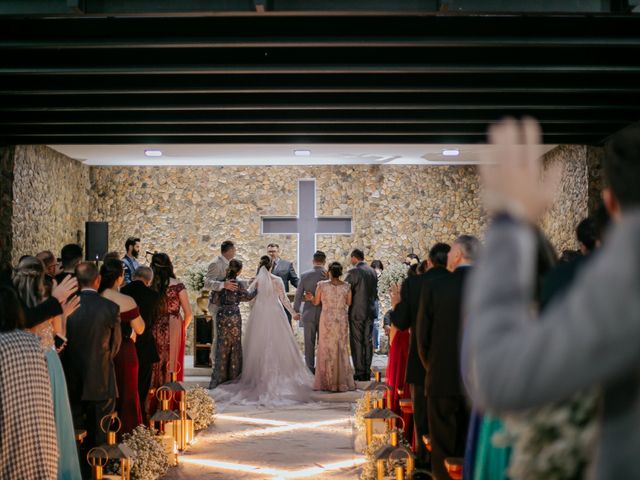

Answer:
[211,266,314,407]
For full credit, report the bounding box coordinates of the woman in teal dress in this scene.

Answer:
[13,256,82,480]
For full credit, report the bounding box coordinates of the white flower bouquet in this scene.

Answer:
[377,262,409,294]
[186,385,216,431]
[119,425,170,480]
[184,262,209,292]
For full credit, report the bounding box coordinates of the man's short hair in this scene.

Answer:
[125,237,140,250]
[61,244,83,269]
[267,243,280,249]
[313,250,326,263]
[350,249,365,261]
[36,250,56,268]
[454,235,481,262]
[604,126,640,209]
[428,243,451,268]
[133,265,154,283]
[75,262,99,288]
[221,240,235,254]
[576,218,597,252]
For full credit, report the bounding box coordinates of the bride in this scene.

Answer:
[210,255,314,406]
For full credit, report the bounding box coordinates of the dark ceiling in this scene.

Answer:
[1,5,639,145]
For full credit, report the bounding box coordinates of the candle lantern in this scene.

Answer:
[363,407,401,446]
[373,428,402,480]
[389,446,415,480]
[97,415,134,480]
[365,382,392,410]
[87,447,109,480]
[162,368,194,450]
[150,386,180,466]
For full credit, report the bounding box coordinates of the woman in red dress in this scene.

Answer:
[100,259,146,436]
[149,253,193,412]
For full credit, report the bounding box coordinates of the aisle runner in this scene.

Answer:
[162,403,365,479]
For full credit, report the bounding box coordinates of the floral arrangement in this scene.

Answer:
[494,390,598,480]
[377,262,408,295]
[184,262,209,292]
[109,425,170,480]
[186,385,216,431]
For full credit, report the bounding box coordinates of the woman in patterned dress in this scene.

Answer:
[307,261,356,392]
[149,253,192,411]
[208,259,256,388]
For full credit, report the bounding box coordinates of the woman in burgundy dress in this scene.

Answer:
[99,259,146,437]
[150,253,192,411]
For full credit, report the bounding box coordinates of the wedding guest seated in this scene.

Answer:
[56,243,83,284]
[13,257,82,479]
[308,261,356,392]
[0,286,59,479]
[63,262,121,449]
[100,259,145,436]
[120,266,160,424]
[209,259,256,388]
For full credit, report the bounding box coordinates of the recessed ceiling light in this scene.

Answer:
[144,149,163,157]
[442,149,460,157]
[294,149,311,156]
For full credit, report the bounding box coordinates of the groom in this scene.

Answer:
[267,243,299,325]
[293,250,327,374]
[345,249,378,381]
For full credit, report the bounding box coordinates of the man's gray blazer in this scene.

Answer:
[293,266,326,327]
[462,211,640,480]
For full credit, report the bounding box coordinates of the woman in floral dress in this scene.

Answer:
[208,259,256,388]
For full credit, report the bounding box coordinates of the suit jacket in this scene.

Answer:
[271,258,299,293]
[120,280,160,365]
[462,212,640,479]
[63,290,121,402]
[293,266,326,327]
[390,266,450,385]
[345,261,378,322]
[416,266,471,397]
[204,255,230,314]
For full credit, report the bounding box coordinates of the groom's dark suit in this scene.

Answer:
[345,261,378,380]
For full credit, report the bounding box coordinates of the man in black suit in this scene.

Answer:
[63,262,121,449]
[390,242,451,467]
[120,265,160,424]
[345,248,378,381]
[55,243,83,285]
[416,235,480,480]
[267,243,299,324]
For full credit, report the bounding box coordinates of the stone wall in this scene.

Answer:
[89,164,487,278]
[11,145,91,263]
[0,146,15,265]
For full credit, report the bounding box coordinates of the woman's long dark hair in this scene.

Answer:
[0,286,26,332]
[258,255,272,273]
[151,253,176,310]
[225,259,243,280]
[99,259,124,293]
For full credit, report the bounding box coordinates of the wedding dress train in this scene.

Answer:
[211,266,314,407]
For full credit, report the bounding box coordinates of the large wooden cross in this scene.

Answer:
[261,179,352,273]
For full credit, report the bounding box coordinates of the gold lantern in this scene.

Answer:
[365,382,392,410]
[87,447,109,480]
[363,407,401,446]
[388,446,415,480]
[150,386,180,466]
[97,415,134,480]
[162,370,194,450]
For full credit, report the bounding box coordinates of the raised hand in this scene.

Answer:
[480,117,562,223]
[52,275,78,305]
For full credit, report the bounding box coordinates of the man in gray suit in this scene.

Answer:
[293,250,327,373]
[463,118,640,479]
[268,243,299,325]
[204,240,237,368]
[345,248,379,381]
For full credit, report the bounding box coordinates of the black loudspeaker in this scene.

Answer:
[85,222,109,261]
